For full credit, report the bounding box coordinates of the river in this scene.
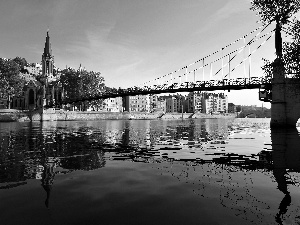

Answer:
[1,118,300,225]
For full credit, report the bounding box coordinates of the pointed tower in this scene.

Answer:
[41,30,58,108]
[42,31,54,82]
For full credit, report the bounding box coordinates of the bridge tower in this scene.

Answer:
[271,58,287,127]
[272,71,300,127]
[122,96,130,112]
[270,21,300,127]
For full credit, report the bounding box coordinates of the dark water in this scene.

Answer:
[1,118,300,225]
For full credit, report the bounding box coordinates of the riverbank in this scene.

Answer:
[0,109,236,122]
[0,109,30,122]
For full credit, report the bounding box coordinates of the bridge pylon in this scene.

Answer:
[271,58,300,127]
[122,96,130,112]
[271,58,286,127]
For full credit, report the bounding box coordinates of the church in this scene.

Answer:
[11,31,63,110]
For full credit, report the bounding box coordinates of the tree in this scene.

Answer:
[251,0,300,78]
[12,57,28,70]
[60,68,81,102]
[282,19,300,76]
[80,70,105,98]
[250,0,300,25]
[60,68,105,110]
[0,58,24,103]
[251,0,300,58]
[80,71,105,110]
[235,105,242,112]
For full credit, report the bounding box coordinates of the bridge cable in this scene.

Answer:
[164,31,273,86]
[223,32,275,78]
[166,24,273,84]
[213,29,275,77]
[141,25,267,87]
[249,43,251,79]
[243,37,246,79]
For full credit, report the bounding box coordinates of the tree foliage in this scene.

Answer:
[0,55,107,110]
[80,70,105,98]
[250,0,300,25]
[60,68,81,101]
[238,107,271,118]
[251,0,300,77]
[0,58,24,98]
[261,19,300,77]
[12,57,28,71]
[60,68,106,109]
[282,19,300,75]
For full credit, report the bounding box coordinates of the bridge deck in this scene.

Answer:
[63,77,271,104]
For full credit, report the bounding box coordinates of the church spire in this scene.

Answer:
[42,30,54,82]
[43,30,52,57]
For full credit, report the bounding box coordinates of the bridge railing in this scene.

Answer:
[285,73,300,79]
[61,76,271,105]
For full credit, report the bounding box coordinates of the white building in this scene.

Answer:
[103,97,123,112]
[128,95,150,112]
[24,63,42,76]
[202,93,228,114]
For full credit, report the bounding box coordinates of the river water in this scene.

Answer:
[1,118,300,225]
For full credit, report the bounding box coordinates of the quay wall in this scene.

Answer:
[36,109,162,121]
[160,113,193,120]
[0,109,236,122]
[0,109,31,122]
[192,112,236,119]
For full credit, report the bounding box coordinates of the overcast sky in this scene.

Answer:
[0,0,288,107]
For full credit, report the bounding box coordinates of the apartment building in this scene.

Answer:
[187,91,203,113]
[157,96,167,112]
[103,97,123,112]
[149,94,159,112]
[228,103,236,113]
[165,95,186,113]
[202,93,228,114]
[124,95,150,112]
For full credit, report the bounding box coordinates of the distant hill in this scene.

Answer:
[236,106,271,118]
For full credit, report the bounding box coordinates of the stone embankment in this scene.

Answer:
[160,113,193,120]
[192,112,236,119]
[0,109,31,122]
[0,109,236,122]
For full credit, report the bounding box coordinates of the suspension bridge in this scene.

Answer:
[62,24,275,103]
[59,22,300,127]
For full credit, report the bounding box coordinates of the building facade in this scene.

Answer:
[202,93,228,114]
[157,96,167,112]
[228,103,236,113]
[103,97,123,112]
[149,94,159,112]
[123,95,150,112]
[164,95,186,113]
[187,91,203,113]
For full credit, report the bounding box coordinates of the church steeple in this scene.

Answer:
[40,30,62,108]
[42,30,54,80]
[43,31,52,57]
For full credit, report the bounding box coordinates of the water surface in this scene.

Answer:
[1,118,300,225]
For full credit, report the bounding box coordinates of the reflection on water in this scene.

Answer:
[1,119,300,224]
[271,127,300,224]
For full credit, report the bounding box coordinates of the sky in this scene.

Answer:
[0,0,291,108]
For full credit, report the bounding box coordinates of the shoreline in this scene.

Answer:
[0,109,236,122]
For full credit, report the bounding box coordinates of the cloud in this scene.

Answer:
[215,0,250,19]
[198,0,252,34]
